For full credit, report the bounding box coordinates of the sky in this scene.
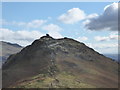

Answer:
[0,2,119,54]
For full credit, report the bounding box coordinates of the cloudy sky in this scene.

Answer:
[1,2,119,54]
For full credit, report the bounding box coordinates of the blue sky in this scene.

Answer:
[1,2,118,54]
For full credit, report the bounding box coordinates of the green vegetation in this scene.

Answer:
[14,72,95,88]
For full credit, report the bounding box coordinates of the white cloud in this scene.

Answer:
[0,28,45,46]
[86,43,118,54]
[86,43,118,49]
[86,13,98,19]
[0,24,64,46]
[26,20,47,28]
[76,36,88,42]
[94,33,119,41]
[58,8,86,24]
[84,3,118,31]
[95,36,109,41]
[42,24,63,38]
[83,13,98,25]
[3,19,47,28]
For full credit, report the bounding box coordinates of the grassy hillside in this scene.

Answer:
[13,72,96,88]
[2,35,118,88]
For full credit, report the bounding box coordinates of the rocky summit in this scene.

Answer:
[2,34,118,88]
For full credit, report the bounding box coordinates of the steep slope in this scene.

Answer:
[0,41,23,64]
[2,35,118,88]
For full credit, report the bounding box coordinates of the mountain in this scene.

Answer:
[104,54,119,62]
[2,35,118,88]
[0,41,23,64]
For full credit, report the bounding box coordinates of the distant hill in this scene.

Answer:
[104,54,119,62]
[0,41,23,64]
[2,35,118,88]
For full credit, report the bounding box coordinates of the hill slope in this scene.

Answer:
[0,41,23,64]
[2,35,118,88]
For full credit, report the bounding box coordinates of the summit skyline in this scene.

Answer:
[1,2,119,54]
